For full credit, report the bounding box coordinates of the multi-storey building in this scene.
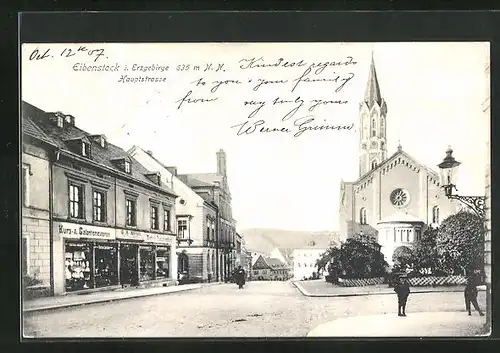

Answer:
[251,255,291,281]
[22,102,179,295]
[339,54,460,266]
[178,149,237,282]
[128,146,219,282]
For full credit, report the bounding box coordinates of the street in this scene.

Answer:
[23,281,486,338]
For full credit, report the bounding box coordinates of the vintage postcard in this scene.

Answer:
[21,42,490,338]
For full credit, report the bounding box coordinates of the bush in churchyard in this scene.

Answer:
[436,211,485,276]
[316,247,342,283]
[339,237,388,279]
[412,225,441,276]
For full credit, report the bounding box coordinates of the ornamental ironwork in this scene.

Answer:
[448,194,486,219]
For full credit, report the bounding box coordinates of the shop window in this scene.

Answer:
[126,199,136,226]
[156,247,170,278]
[120,244,139,286]
[93,190,106,222]
[150,205,159,230]
[164,209,171,231]
[139,246,155,281]
[94,244,118,288]
[65,242,93,292]
[69,184,84,219]
[22,237,28,275]
[178,219,188,239]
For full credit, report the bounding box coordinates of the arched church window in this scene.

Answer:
[371,159,378,170]
[381,141,385,150]
[359,207,367,225]
[371,118,376,137]
[432,206,440,224]
[380,118,385,137]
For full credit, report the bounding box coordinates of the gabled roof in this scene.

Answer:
[22,101,177,197]
[355,147,440,185]
[264,257,289,269]
[178,173,223,188]
[22,116,57,146]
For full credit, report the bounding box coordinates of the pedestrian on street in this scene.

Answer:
[235,265,246,289]
[394,273,410,317]
[464,273,485,316]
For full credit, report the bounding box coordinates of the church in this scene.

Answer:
[338,54,460,266]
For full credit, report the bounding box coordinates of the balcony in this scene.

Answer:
[176,236,193,246]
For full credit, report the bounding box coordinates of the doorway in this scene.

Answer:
[120,244,139,286]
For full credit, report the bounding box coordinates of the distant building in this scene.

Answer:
[251,255,291,281]
[269,247,294,278]
[293,248,327,280]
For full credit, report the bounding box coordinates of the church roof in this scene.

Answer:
[377,211,425,225]
[364,54,383,108]
[355,147,440,185]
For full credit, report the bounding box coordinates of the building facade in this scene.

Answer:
[251,255,290,281]
[22,116,57,292]
[339,55,460,266]
[23,102,179,296]
[178,149,237,282]
[128,146,219,283]
[292,248,327,280]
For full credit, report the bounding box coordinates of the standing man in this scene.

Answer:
[394,274,411,317]
[464,273,485,316]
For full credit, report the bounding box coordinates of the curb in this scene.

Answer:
[23,282,221,313]
[292,282,486,298]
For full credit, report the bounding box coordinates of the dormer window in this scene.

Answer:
[81,141,90,157]
[57,115,64,128]
[100,136,106,148]
[124,161,131,173]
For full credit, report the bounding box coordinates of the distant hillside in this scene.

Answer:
[241,228,340,254]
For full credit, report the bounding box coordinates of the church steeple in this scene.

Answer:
[358,52,388,177]
[364,53,383,108]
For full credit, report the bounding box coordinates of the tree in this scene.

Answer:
[340,237,387,279]
[412,226,440,275]
[436,211,484,275]
[315,247,341,273]
[392,246,413,269]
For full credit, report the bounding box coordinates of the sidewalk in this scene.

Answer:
[23,282,222,313]
[293,280,486,297]
[307,311,488,337]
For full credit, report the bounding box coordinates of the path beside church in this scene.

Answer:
[24,281,486,337]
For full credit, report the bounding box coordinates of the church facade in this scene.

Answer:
[339,55,460,266]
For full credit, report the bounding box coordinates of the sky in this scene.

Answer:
[21,42,490,232]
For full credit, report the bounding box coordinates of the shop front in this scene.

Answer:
[54,221,177,295]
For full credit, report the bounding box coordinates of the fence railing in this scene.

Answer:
[336,275,468,287]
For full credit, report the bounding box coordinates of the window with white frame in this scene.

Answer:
[125,198,137,226]
[178,219,188,239]
[69,184,84,219]
[432,206,440,224]
[93,190,105,222]
[124,161,131,174]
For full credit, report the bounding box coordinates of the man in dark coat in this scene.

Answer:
[394,274,410,317]
[464,274,484,316]
[235,265,246,289]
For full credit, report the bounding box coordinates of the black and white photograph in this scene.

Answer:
[20,41,491,338]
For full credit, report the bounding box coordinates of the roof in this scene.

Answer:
[264,257,289,269]
[363,54,383,109]
[22,101,177,197]
[354,147,440,185]
[377,212,425,225]
[22,115,57,146]
[178,173,223,188]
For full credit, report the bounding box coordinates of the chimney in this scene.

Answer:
[145,172,161,186]
[216,149,227,176]
[166,166,178,176]
[146,150,153,157]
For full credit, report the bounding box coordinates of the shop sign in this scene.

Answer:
[56,222,115,240]
[117,229,146,241]
[144,233,172,244]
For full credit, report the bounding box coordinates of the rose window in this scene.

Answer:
[390,188,409,207]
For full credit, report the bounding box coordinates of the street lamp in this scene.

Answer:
[437,146,489,331]
[437,146,485,218]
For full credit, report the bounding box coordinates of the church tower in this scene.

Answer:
[359,53,388,177]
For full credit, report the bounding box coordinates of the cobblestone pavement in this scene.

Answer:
[23,281,486,338]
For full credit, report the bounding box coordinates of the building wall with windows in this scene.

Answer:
[23,101,179,296]
[21,130,53,287]
[128,146,219,283]
[293,248,327,280]
[339,54,460,266]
